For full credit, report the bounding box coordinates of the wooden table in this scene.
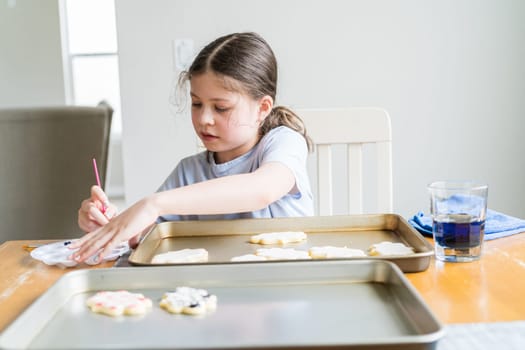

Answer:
[406,233,525,323]
[0,240,113,332]
[1,234,525,333]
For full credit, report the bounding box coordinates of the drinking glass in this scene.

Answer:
[428,181,488,262]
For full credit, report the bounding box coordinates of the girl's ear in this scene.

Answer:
[258,95,274,122]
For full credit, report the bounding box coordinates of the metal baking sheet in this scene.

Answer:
[129,214,433,272]
[0,260,444,349]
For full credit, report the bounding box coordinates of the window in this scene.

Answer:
[60,0,122,135]
[60,0,124,198]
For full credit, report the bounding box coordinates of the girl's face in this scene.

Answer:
[190,72,272,164]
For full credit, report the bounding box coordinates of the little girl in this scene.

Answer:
[73,32,313,262]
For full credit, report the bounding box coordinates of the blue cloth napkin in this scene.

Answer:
[409,209,525,240]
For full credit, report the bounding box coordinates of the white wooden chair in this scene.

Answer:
[298,108,393,215]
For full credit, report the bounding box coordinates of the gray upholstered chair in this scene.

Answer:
[0,102,112,242]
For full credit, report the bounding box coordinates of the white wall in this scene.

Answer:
[0,0,65,107]
[115,0,525,218]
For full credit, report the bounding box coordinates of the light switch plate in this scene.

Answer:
[173,39,194,71]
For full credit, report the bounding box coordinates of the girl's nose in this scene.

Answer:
[198,108,215,125]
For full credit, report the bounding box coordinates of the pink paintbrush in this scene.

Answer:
[92,158,108,214]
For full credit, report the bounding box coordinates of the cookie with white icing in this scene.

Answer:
[86,290,152,317]
[309,246,367,259]
[151,248,208,264]
[249,231,307,245]
[367,241,415,256]
[255,247,311,260]
[230,254,268,262]
[160,287,217,315]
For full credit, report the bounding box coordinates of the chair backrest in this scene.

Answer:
[0,102,112,242]
[298,108,393,215]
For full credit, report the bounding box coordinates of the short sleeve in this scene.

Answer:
[259,127,309,197]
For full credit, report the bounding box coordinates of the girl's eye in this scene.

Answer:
[191,102,202,108]
[215,106,230,113]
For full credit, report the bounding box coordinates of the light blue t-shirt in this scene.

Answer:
[157,126,314,221]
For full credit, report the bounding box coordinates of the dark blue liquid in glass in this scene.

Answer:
[433,214,485,249]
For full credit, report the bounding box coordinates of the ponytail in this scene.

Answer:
[260,106,313,152]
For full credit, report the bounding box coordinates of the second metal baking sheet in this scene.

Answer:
[129,214,433,272]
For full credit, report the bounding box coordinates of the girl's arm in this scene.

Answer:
[153,162,295,216]
[70,162,295,263]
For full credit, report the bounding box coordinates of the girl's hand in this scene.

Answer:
[78,185,118,233]
[70,195,159,263]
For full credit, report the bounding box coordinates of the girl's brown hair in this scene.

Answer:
[179,32,312,151]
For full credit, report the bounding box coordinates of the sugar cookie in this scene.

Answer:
[255,247,311,260]
[367,241,415,256]
[309,246,367,259]
[249,231,307,245]
[86,290,152,317]
[230,254,268,262]
[151,248,208,264]
[160,287,217,315]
